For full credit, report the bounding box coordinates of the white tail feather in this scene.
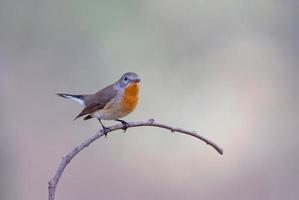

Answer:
[65,95,85,106]
[58,94,85,106]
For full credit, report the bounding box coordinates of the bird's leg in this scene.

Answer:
[98,118,111,137]
[115,119,129,133]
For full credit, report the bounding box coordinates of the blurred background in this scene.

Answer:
[1,0,299,199]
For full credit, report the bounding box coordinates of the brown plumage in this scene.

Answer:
[74,84,118,120]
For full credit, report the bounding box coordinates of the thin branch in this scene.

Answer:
[48,119,223,200]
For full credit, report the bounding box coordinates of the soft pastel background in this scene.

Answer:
[1,0,299,199]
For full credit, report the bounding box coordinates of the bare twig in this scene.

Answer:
[48,119,223,200]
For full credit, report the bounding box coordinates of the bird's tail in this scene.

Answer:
[56,93,85,106]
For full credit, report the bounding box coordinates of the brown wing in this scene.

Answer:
[75,84,118,119]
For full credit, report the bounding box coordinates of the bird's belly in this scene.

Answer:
[91,105,125,120]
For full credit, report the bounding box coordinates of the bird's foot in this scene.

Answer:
[98,118,111,137]
[102,126,111,137]
[116,119,129,133]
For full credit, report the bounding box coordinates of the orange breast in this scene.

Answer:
[120,83,139,113]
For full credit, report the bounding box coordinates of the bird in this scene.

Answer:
[57,72,140,136]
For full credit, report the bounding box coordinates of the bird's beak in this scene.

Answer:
[131,78,140,83]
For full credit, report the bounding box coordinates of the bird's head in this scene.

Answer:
[117,72,140,88]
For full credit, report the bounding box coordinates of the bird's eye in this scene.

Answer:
[124,76,128,81]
